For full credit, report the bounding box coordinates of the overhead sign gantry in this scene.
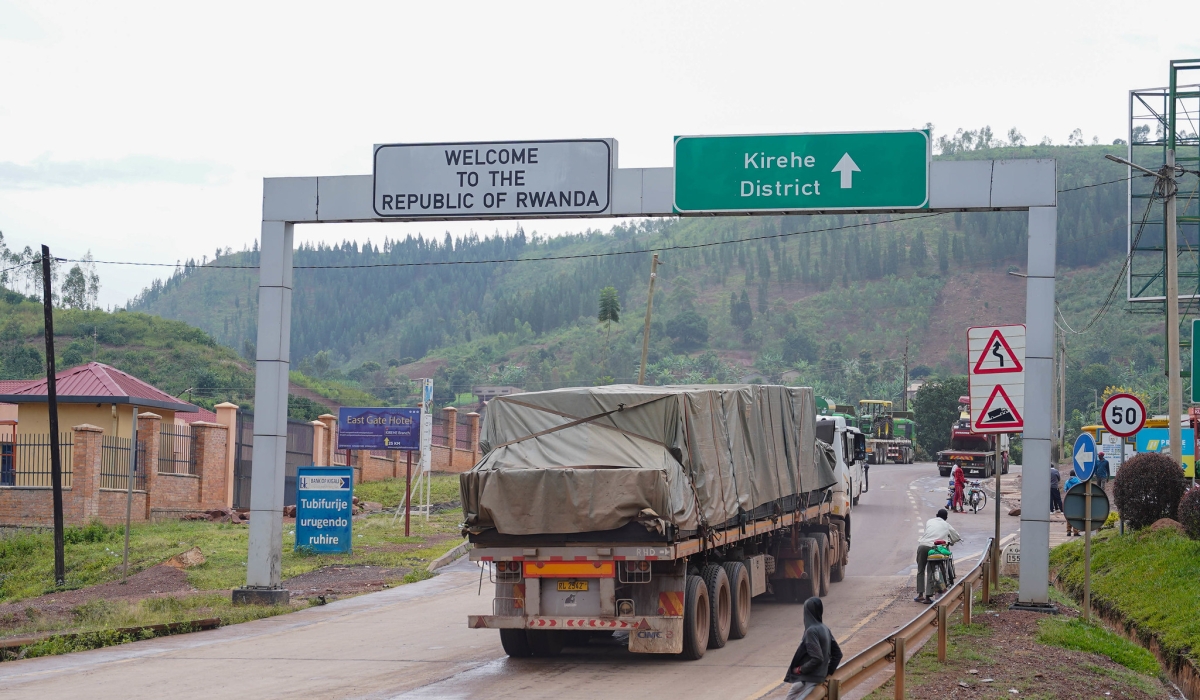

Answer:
[238,131,1059,613]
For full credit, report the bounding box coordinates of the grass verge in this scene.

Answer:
[1036,617,1160,676]
[1051,526,1200,666]
[354,474,462,509]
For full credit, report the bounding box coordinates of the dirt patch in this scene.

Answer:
[921,269,1027,369]
[283,565,410,598]
[868,592,1174,699]
[0,565,194,631]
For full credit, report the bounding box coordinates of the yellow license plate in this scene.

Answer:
[557,580,589,592]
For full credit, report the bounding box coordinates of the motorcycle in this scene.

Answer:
[965,480,987,514]
[925,539,956,596]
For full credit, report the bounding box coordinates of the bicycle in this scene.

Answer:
[925,540,956,597]
[965,480,987,514]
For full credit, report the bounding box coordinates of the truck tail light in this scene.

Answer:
[619,560,652,583]
[491,560,523,583]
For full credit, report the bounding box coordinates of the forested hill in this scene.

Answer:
[124,142,1163,429]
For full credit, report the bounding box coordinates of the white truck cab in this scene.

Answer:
[816,416,868,518]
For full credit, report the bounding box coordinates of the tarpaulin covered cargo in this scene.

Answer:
[460,384,834,536]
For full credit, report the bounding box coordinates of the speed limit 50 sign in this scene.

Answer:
[1102,393,1147,438]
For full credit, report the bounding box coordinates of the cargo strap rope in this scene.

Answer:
[489,395,673,452]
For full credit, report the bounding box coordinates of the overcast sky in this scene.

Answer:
[1,0,1197,308]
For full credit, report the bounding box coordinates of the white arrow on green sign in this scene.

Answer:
[673,130,930,214]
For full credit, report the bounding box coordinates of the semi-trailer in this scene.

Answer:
[461,384,847,659]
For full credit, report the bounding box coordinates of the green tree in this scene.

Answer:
[782,328,819,364]
[665,311,709,352]
[598,286,621,364]
[910,230,927,269]
[938,231,949,273]
[731,290,753,331]
[912,375,969,455]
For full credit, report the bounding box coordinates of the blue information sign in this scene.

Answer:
[337,407,421,451]
[295,466,354,554]
[1073,432,1097,481]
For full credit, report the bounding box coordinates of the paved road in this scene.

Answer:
[0,463,1019,700]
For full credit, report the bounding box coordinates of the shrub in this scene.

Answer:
[1179,487,1200,540]
[1113,452,1186,530]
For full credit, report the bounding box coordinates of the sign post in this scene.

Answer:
[673,130,929,214]
[295,467,354,554]
[1064,478,1110,623]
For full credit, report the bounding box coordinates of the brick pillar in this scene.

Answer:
[191,421,229,509]
[318,414,337,465]
[444,407,458,469]
[214,402,239,508]
[468,412,481,465]
[311,420,329,466]
[138,412,162,518]
[71,424,104,524]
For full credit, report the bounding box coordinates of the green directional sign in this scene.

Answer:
[673,130,930,214]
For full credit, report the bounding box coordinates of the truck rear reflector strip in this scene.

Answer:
[657,591,684,616]
[523,561,615,578]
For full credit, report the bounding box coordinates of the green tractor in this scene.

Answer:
[856,400,917,464]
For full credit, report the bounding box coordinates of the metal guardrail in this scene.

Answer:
[804,538,998,700]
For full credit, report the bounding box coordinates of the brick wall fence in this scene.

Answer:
[1,403,481,528]
[0,415,230,528]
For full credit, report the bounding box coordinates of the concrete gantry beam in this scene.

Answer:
[241,158,1058,606]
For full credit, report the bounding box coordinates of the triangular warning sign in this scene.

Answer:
[974,385,1024,430]
[972,329,1024,374]
[637,618,652,630]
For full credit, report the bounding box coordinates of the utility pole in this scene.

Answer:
[901,338,909,412]
[1059,331,1067,460]
[1164,63,1183,463]
[41,245,65,587]
[637,253,660,385]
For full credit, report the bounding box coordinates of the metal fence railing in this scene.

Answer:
[455,412,473,451]
[158,424,196,475]
[100,436,147,492]
[0,433,73,488]
[812,538,997,700]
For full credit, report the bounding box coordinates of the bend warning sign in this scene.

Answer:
[968,325,1025,434]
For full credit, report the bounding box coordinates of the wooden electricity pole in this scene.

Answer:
[637,253,660,385]
[41,246,65,587]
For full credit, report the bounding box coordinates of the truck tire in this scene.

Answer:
[722,561,751,640]
[811,531,831,596]
[701,564,731,649]
[795,537,819,601]
[499,629,533,658]
[829,521,847,583]
[527,630,564,657]
[681,574,710,660]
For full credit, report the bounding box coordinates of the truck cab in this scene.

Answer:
[816,416,868,515]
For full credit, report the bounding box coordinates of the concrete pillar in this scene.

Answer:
[71,424,104,523]
[311,420,328,466]
[243,219,293,600]
[214,402,239,508]
[468,412,481,465]
[192,421,229,509]
[318,414,337,466]
[445,407,458,469]
[138,412,162,518]
[1019,206,1056,606]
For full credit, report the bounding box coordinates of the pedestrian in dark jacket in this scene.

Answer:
[1049,466,1062,513]
[783,597,844,699]
[1095,452,1111,491]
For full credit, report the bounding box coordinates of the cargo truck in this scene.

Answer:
[461,384,845,660]
[857,400,916,464]
[936,395,1010,478]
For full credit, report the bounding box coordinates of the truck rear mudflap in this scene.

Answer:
[468,615,684,653]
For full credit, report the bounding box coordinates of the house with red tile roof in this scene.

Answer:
[0,362,198,438]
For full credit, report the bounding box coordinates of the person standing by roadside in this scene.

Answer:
[1050,465,1062,513]
[1063,470,1082,536]
[783,597,844,700]
[914,508,961,604]
[952,463,967,513]
[1094,451,1111,492]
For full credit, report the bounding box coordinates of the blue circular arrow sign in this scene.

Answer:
[1073,432,1098,481]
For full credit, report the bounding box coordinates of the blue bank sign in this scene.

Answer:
[337,407,421,451]
[295,466,354,554]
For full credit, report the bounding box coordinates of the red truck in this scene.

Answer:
[936,396,1010,479]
